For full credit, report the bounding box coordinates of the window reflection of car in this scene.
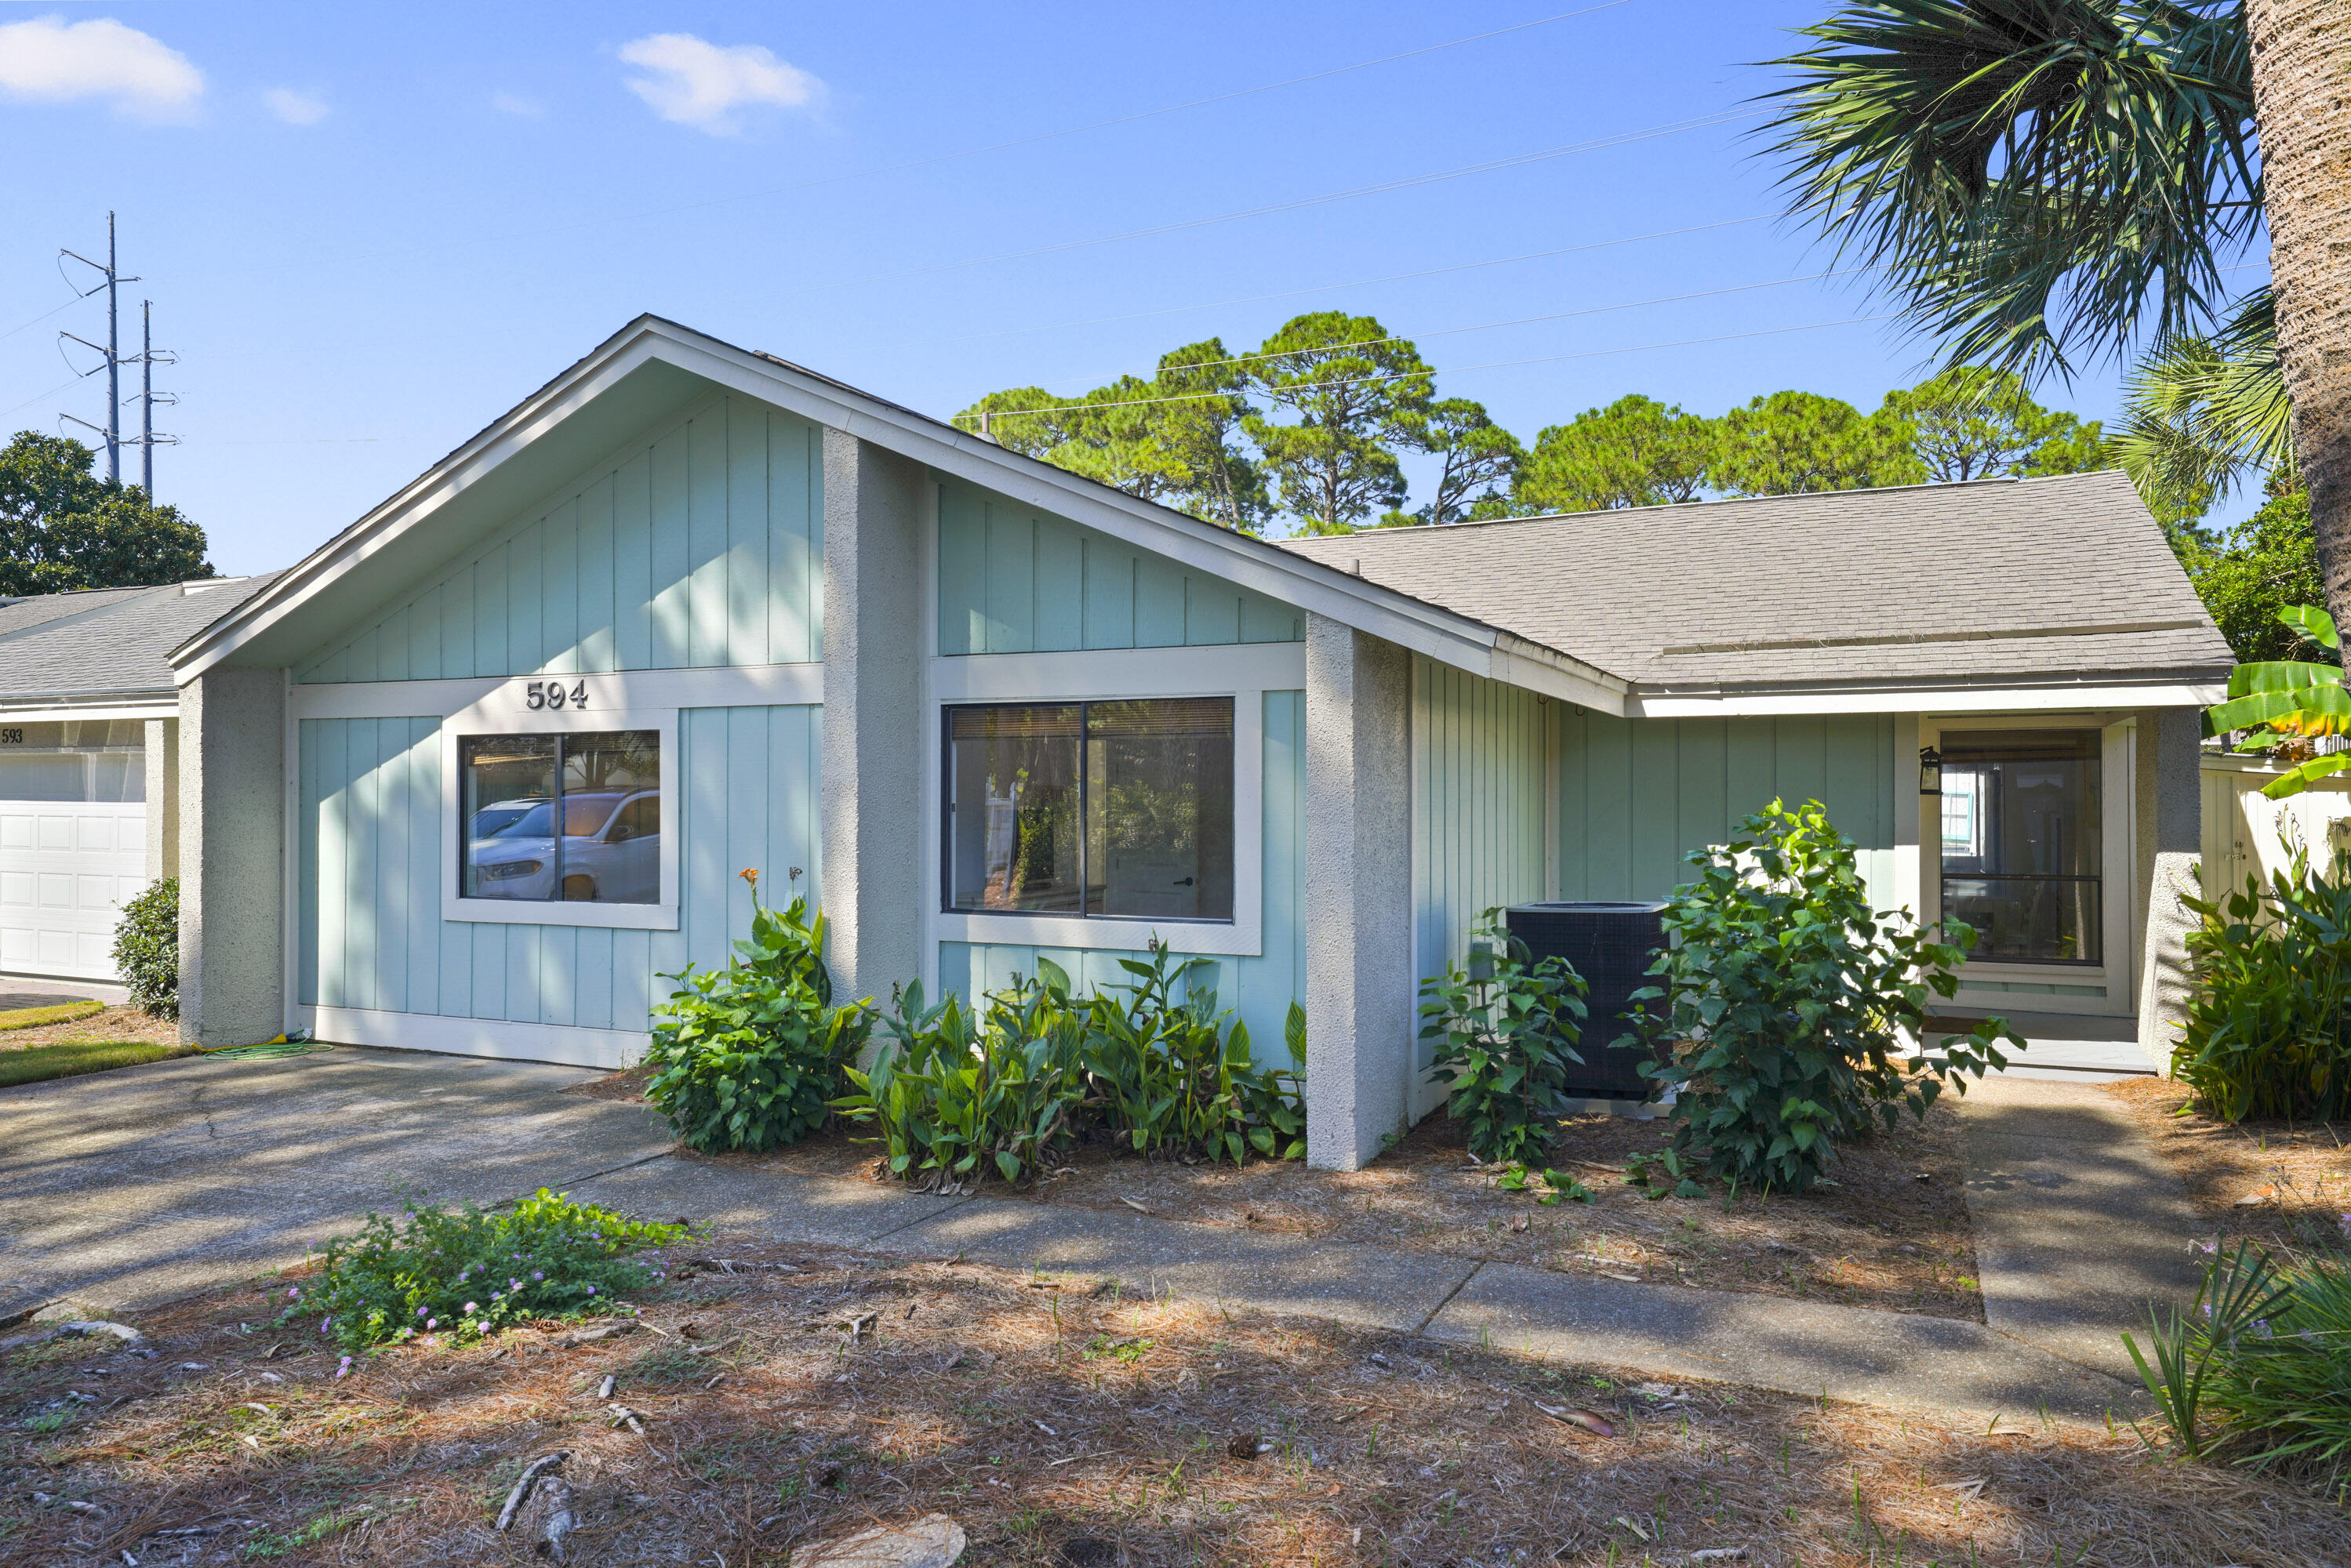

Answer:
[467,790,660,903]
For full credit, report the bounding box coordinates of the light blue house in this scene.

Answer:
[157,317,2231,1167]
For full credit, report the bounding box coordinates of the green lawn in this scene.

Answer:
[0,999,105,1031]
[0,1038,194,1089]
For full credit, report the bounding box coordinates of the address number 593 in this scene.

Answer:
[525,680,590,710]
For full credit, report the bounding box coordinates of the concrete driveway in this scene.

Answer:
[0,1045,673,1320]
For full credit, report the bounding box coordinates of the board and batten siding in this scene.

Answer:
[938,689,1307,1062]
[296,395,821,684]
[1410,659,1551,1113]
[1556,710,1900,909]
[937,482,1303,655]
[297,706,819,1056]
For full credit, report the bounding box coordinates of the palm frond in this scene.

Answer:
[2113,286,2293,517]
[1763,1,2260,375]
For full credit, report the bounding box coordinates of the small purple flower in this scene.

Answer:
[286,1287,300,1299]
[585,1286,597,1297]
[417,1305,429,1316]
[510,1279,521,1291]
[426,1318,438,1330]
[2338,1211,2351,1242]
[532,1271,545,1281]
[335,1356,352,1380]
[463,1302,478,1314]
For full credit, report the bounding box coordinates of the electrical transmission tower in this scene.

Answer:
[56,212,175,495]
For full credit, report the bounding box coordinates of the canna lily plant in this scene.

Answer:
[2203,604,2350,797]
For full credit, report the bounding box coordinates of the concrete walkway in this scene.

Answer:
[1954,1074,2206,1381]
[3,1046,2182,1426]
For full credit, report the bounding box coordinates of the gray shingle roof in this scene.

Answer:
[0,575,282,702]
[1277,471,2233,695]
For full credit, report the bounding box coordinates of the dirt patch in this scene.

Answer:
[1,1242,2335,1567]
[563,1062,652,1104]
[0,1004,178,1054]
[2104,1076,2351,1259]
[576,1065,1983,1321]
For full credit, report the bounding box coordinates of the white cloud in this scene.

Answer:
[0,15,203,122]
[263,87,327,125]
[618,32,822,136]
[491,90,543,118]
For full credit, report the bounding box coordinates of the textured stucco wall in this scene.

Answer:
[144,716,179,884]
[819,430,926,1006]
[2136,707,2203,1069]
[178,668,285,1047]
[1303,615,1413,1171]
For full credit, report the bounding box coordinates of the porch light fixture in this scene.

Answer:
[1918,746,1943,795]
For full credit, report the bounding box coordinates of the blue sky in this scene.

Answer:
[0,1,2269,575]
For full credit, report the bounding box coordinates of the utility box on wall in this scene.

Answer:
[1504,901,1668,1102]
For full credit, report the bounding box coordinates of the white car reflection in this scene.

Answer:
[467,789,660,904]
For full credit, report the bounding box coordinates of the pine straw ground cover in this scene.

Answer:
[11,1243,2330,1568]
[0,1004,182,1054]
[573,1067,1982,1322]
[2104,1076,2351,1259]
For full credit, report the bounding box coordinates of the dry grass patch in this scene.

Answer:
[0,1004,180,1054]
[574,1061,1985,1320]
[0,1243,2338,1566]
[2106,1076,2351,1258]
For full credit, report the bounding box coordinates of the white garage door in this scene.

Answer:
[0,720,149,982]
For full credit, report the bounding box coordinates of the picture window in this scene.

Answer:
[459,730,661,906]
[943,699,1234,923]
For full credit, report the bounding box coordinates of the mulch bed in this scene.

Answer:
[2104,1076,2351,1261]
[569,1072,1985,1321]
[3,1242,2339,1566]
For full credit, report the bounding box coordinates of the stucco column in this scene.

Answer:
[177,667,285,1047]
[1303,614,1413,1171]
[2135,707,2202,1070]
[143,716,179,884]
[819,430,926,1008]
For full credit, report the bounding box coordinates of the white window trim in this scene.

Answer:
[438,699,681,931]
[1919,712,2136,1017]
[924,644,1300,960]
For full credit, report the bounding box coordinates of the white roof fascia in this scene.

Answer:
[1491,633,1627,713]
[1631,681,2226,718]
[174,319,1538,692]
[0,695,177,721]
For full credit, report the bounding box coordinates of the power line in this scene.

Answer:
[218,2,1648,278]
[0,295,81,346]
[892,215,1780,350]
[840,109,1758,292]
[969,315,1898,426]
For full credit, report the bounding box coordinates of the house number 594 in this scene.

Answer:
[525,680,589,710]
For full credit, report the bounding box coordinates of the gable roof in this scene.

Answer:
[1278,472,2233,712]
[169,315,1623,712]
[0,575,281,708]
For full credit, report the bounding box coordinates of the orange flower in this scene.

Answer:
[739,868,759,887]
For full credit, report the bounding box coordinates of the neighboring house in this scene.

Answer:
[153,316,2228,1170]
[0,576,275,983]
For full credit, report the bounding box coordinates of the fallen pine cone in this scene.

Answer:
[1226,1434,1275,1460]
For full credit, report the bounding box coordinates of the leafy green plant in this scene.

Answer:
[285,1188,684,1352]
[1491,1163,1594,1206]
[645,871,873,1153]
[2203,604,2351,798]
[111,877,180,1019]
[835,972,1087,1188]
[1079,942,1304,1163]
[1417,912,1588,1166]
[2128,1240,2351,1481]
[2173,852,2351,1123]
[1633,800,2017,1196]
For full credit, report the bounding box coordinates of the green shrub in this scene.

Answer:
[1417,911,1588,1166]
[645,873,873,1152]
[2174,855,2351,1122]
[1633,799,2017,1195]
[1080,943,1306,1163]
[2128,1240,2351,1483]
[836,972,1088,1187]
[286,1188,685,1352]
[111,877,180,1019]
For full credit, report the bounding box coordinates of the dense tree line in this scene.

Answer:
[956,313,2109,536]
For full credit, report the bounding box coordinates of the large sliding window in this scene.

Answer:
[1939,729,2102,965]
[460,730,661,906]
[944,699,1234,923]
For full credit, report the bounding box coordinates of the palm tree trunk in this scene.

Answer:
[2244,0,2351,630]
